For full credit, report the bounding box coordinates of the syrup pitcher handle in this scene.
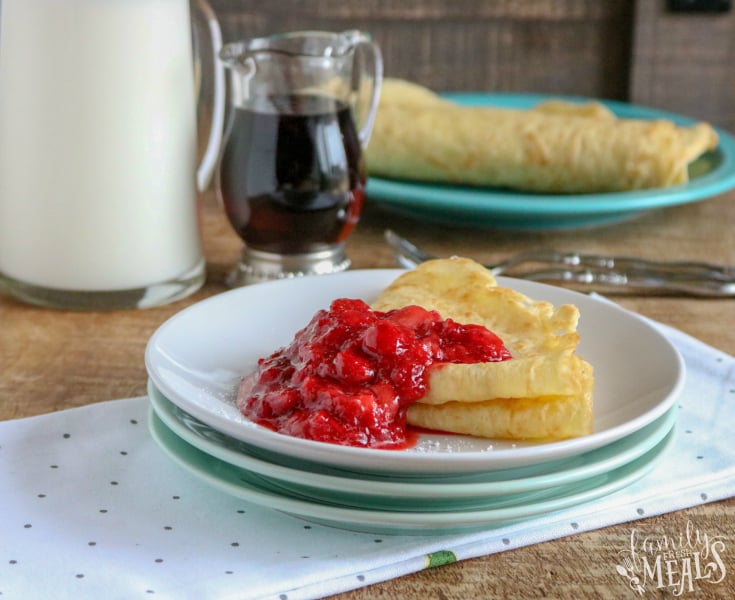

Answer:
[192,0,226,192]
[344,30,383,148]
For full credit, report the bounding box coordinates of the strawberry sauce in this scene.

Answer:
[237,298,511,449]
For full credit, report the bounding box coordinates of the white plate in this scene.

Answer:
[145,270,685,474]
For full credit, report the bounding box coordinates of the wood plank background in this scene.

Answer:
[631,0,735,129]
[206,0,735,132]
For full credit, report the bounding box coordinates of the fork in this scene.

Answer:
[384,229,735,297]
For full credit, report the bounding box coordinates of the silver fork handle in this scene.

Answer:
[393,252,735,296]
[386,229,735,280]
[535,251,735,280]
[386,230,735,296]
[522,268,735,297]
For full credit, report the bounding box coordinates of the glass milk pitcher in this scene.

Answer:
[0,0,225,310]
[217,30,382,285]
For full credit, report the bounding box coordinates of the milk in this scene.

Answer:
[0,0,203,291]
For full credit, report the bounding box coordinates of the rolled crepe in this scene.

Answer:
[366,78,719,193]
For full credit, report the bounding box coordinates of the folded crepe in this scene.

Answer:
[372,257,594,440]
[366,78,718,193]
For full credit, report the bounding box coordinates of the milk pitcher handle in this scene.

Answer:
[192,0,225,192]
[345,31,383,148]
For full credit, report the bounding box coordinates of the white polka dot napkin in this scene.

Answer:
[1,310,734,600]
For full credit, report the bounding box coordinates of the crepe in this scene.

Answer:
[372,257,594,440]
[366,78,718,193]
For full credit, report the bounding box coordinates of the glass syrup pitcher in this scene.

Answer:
[217,30,383,285]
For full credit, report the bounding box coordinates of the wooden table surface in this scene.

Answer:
[2,187,734,598]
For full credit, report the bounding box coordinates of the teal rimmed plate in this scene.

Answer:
[148,379,677,512]
[366,93,735,230]
[149,407,674,535]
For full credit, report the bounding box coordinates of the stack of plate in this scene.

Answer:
[144,270,685,535]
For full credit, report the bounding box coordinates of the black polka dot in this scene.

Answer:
[23,524,31,529]
[701,493,708,501]
[110,481,119,486]
[50,465,58,469]
[571,522,579,530]
[63,433,71,439]
[130,419,139,425]
[172,496,180,500]
[697,455,704,460]
[163,526,172,531]
[637,508,645,515]
[279,595,288,600]
[120,451,128,456]
[75,574,84,579]
[154,558,164,564]
[357,575,365,581]
[37,494,46,498]
[231,542,239,547]
[146,590,155,595]
[9,560,17,565]
[502,538,511,545]
[303,525,311,529]
[88,542,96,546]
[99,509,108,514]
[225,571,234,575]
[374,539,382,543]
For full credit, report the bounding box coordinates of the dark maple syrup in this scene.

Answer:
[219,93,365,254]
